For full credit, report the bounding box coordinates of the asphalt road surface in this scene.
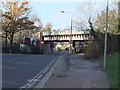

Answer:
[2,54,60,88]
[54,49,69,55]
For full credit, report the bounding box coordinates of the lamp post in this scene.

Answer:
[61,11,73,54]
[103,0,109,69]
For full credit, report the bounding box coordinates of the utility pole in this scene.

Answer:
[103,0,109,69]
[61,10,73,55]
[69,15,73,54]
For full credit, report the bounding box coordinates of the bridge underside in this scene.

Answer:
[43,40,94,54]
[44,40,91,42]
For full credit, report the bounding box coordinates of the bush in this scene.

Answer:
[85,41,101,59]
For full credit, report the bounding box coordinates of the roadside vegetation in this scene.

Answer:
[106,54,119,88]
[82,1,120,59]
[85,41,101,59]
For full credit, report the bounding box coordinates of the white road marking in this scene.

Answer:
[20,55,60,89]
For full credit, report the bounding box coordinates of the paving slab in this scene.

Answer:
[43,54,110,88]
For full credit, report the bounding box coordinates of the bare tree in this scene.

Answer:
[76,0,97,30]
[44,22,53,34]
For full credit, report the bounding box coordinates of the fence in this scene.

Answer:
[2,43,41,54]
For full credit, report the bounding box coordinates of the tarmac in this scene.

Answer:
[42,54,110,88]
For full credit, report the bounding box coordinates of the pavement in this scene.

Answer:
[43,54,110,88]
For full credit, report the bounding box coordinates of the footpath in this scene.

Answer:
[40,54,110,88]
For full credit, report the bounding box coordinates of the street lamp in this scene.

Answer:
[103,0,109,69]
[60,10,73,54]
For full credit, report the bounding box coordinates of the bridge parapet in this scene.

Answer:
[42,30,90,36]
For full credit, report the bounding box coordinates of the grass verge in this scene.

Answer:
[106,54,119,88]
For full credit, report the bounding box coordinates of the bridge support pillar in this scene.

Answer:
[43,42,54,54]
[72,41,76,54]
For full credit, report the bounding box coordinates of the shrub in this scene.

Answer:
[85,41,101,59]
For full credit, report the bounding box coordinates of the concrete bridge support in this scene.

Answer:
[72,41,76,54]
[43,42,54,54]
